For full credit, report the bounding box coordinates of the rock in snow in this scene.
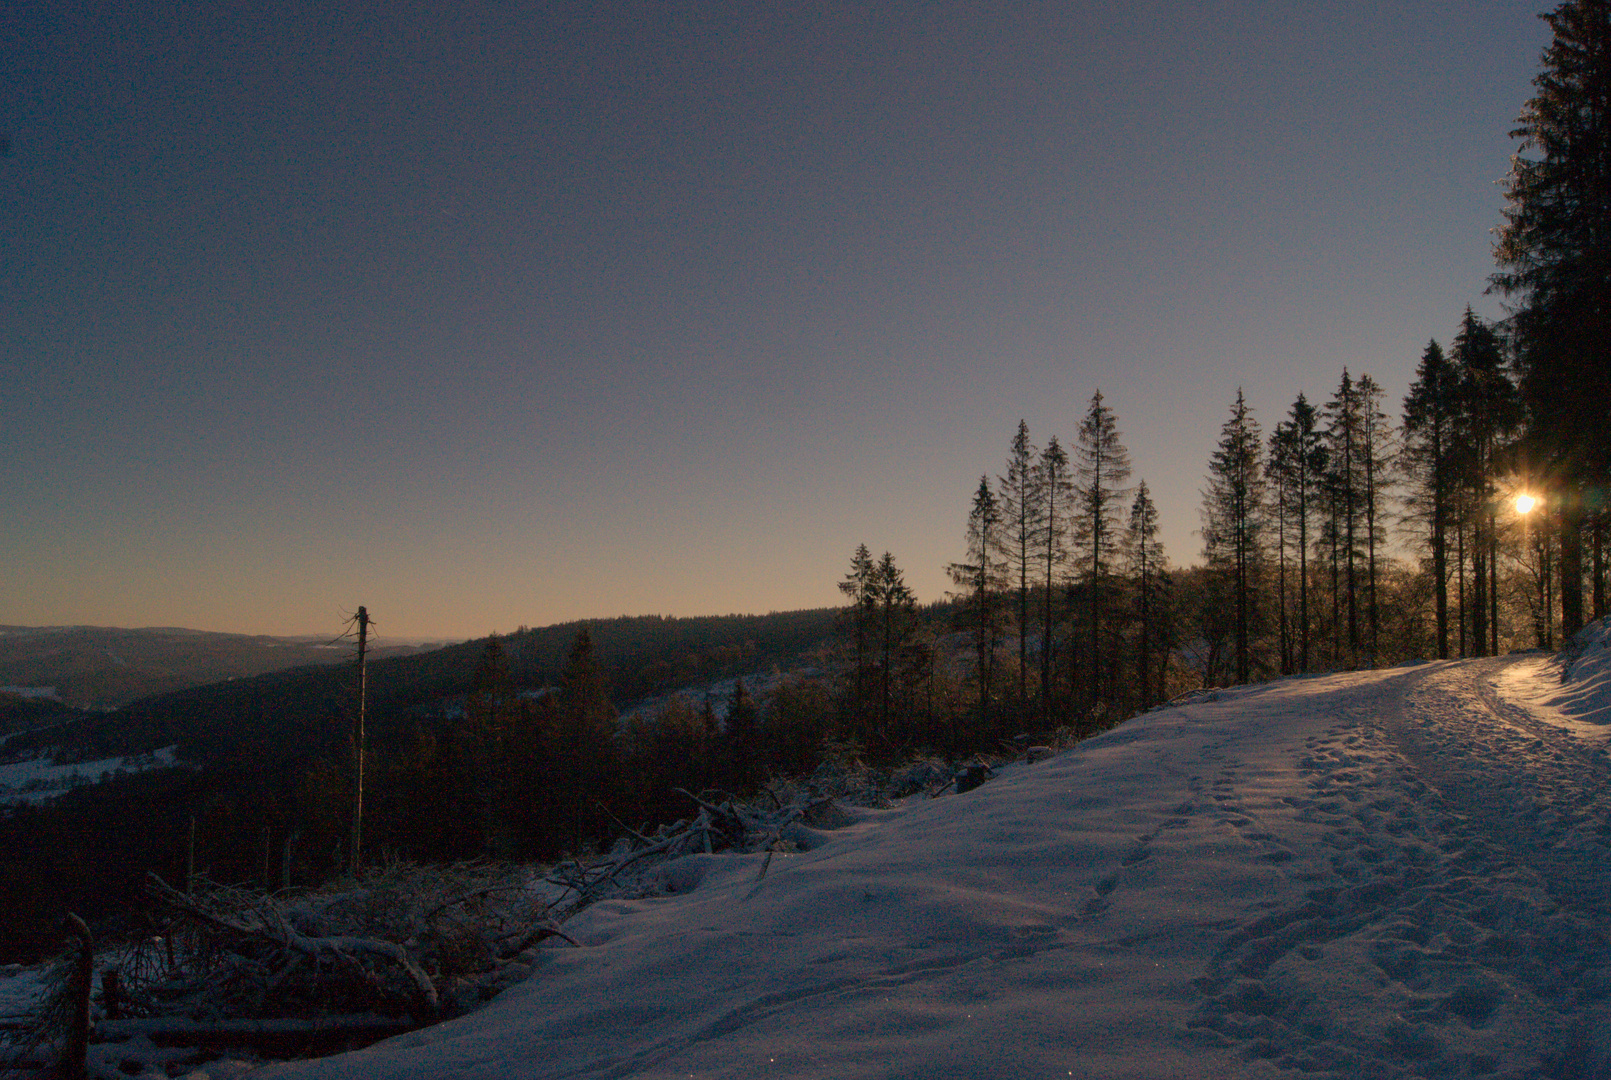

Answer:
[253,635,1611,1079]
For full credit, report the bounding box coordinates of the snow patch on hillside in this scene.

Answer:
[0,745,179,805]
[0,686,61,700]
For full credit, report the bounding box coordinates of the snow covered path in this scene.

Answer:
[259,658,1611,1079]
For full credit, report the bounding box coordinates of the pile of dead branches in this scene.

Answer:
[542,747,1048,915]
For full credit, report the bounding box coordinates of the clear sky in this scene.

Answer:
[2,2,1551,641]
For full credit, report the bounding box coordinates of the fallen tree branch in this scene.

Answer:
[145,873,439,1021]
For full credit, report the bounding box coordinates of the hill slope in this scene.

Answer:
[0,625,438,710]
[261,632,1611,1079]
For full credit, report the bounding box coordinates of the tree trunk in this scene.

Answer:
[1472,517,1489,658]
[1594,515,1606,622]
[1433,498,1449,659]
[1560,497,1585,639]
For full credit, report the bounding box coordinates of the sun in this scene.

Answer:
[1515,493,1537,515]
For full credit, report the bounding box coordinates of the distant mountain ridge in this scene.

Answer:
[0,624,443,709]
[0,609,848,766]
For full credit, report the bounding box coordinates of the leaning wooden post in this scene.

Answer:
[351,606,369,877]
[61,913,92,1080]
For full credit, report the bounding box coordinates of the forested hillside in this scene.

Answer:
[0,625,438,709]
[0,609,839,960]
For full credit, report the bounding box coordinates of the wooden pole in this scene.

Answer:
[352,606,369,877]
[62,914,92,1080]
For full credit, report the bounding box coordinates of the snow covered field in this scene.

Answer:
[246,632,1611,1080]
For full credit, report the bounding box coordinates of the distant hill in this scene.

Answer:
[0,625,444,709]
[0,609,848,770]
[0,608,847,959]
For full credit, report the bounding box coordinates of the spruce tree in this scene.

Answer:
[996,422,1042,713]
[556,626,617,851]
[725,679,761,789]
[838,544,878,721]
[1073,392,1132,707]
[1450,310,1520,655]
[1123,482,1169,709]
[1202,390,1266,684]
[1355,374,1395,663]
[465,634,517,852]
[1493,0,1611,637]
[1267,423,1298,674]
[871,552,916,743]
[1402,340,1460,658]
[1323,371,1364,667]
[948,477,1004,727]
[1277,395,1326,671]
[1036,438,1073,720]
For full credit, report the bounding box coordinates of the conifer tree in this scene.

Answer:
[724,679,761,789]
[1036,438,1073,720]
[996,422,1042,712]
[555,626,617,851]
[1123,481,1169,708]
[1323,371,1365,667]
[838,544,878,719]
[948,477,1004,725]
[465,634,517,851]
[1267,424,1298,674]
[1450,310,1519,655]
[871,552,917,743]
[1073,392,1132,706]
[1356,374,1395,662]
[1402,340,1460,658]
[1493,0,1611,637]
[1273,395,1325,671]
[1202,390,1266,684]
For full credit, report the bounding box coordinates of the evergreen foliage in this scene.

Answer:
[1072,391,1133,707]
[1036,437,1073,720]
[948,477,1005,725]
[1202,390,1266,685]
[996,421,1043,712]
[1493,0,1611,636]
[1122,482,1171,709]
[1402,341,1461,658]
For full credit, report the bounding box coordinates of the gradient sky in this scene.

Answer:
[2,2,1552,640]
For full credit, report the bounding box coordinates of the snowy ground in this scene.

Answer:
[239,634,1611,1080]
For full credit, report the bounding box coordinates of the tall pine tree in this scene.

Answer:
[1036,438,1073,720]
[949,478,1005,728]
[996,422,1042,713]
[1402,340,1461,658]
[1073,392,1132,707]
[1123,481,1170,709]
[1202,390,1266,685]
[1493,0,1611,637]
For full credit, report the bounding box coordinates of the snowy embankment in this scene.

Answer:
[242,627,1608,1078]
